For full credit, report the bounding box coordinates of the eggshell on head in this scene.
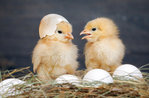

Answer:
[0,78,25,97]
[39,14,69,38]
[83,69,113,87]
[55,74,80,86]
[113,64,143,81]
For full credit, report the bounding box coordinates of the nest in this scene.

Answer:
[0,66,149,98]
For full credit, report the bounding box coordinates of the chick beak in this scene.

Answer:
[80,30,92,39]
[65,33,74,39]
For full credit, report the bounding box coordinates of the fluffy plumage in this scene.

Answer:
[80,17,125,73]
[32,21,78,82]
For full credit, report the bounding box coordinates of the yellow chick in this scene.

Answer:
[32,14,78,82]
[80,17,125,73]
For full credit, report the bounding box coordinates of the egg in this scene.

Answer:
[0,78,25,97]
[113,64,143,81]
[83,69,113,87]
[55,74,80,86]
[39,14,69,38]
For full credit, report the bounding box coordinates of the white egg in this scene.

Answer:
[55,74,80,86]
[0,78,25,97]
[39,14,69,38]
[83,69,113,87]
[113,64,143,81]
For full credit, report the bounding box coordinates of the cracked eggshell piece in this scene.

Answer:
[55,74,81,86]
[39,14,69,38]
[0,78,25,97]
[113,64,143,81]
[83,69,113,87]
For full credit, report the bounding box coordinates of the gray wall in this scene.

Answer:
[0,0,149,71]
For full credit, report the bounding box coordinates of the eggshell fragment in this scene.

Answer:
[55,74,80,86]
[83,69,113,87]
[0,78,25,97]
[39,14,69,38]
[113,64,143,81]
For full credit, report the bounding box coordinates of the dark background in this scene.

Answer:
[0,0,149,71]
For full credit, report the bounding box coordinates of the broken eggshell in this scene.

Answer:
[82,69,113,87]
[113,64,143,81]
[39,14,69,38]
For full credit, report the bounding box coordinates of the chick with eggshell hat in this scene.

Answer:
[39,14,69,38]
[32,14,78,81]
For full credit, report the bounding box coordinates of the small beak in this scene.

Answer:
[80,30,90,35]
[65,33,74,39]
[80,30,92,39]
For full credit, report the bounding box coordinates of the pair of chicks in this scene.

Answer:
[32,14,125,82]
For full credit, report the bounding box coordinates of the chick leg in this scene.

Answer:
[86,59,101,71]
[37,66,52,82]
[100,64,111,72]
[50,65,67,79]
[109,65,120,74]
[65,65,76,74]
[86,59,117,73]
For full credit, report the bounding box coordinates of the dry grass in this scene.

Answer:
[0,64,149,98]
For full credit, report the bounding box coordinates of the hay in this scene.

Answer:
[0,66,149,98]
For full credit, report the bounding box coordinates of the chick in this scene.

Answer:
[32,14,78,82]
[80,17,125,73]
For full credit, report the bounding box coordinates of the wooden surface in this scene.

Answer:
[0,0,149,71]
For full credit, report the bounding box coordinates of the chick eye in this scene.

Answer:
[57,30,62,34]
[92,28,96,31]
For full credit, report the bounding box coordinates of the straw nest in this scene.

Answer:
[0,65,149,98]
